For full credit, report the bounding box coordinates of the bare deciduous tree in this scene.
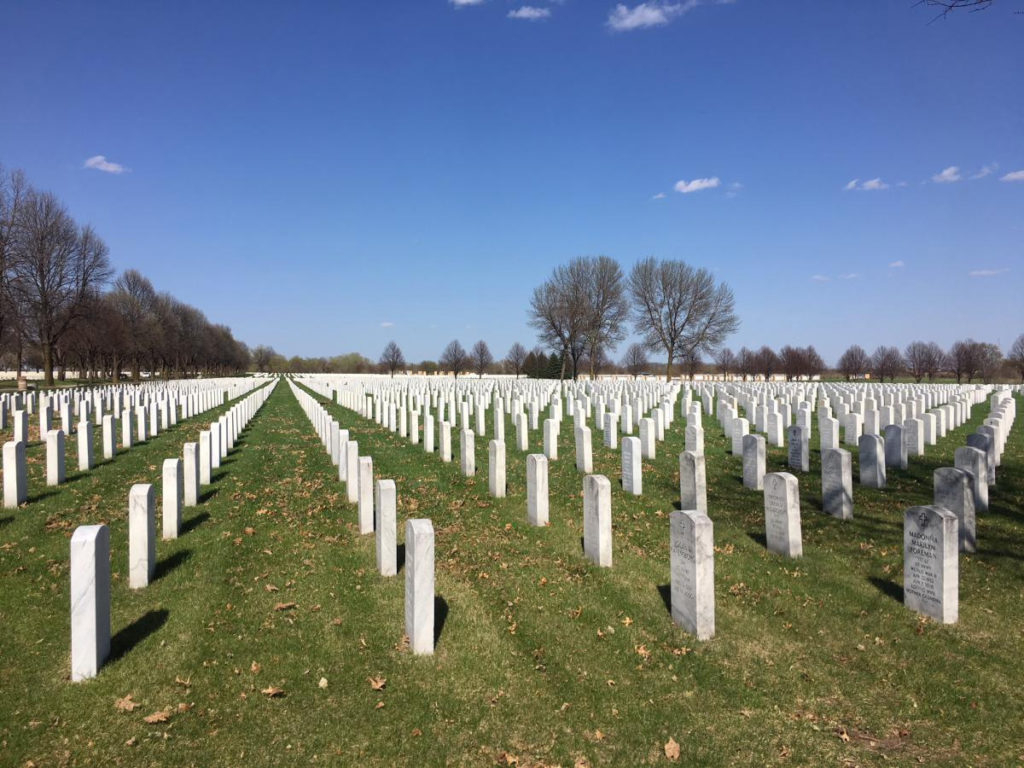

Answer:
[505,342,527,378]
[379,341,405,377]
[836,344,870,381]
[621,343,648,378]
[628,258,739,381]
[440,339,469,377]
[949,339,981,383]
[871,345,904,382]
[754,345,779,380]
[714,347,737,377]
[471,340,493,376]
[9,191,113,385]
[1008,334,1024,383]
[904,341,947,382]
[582,256,629,377]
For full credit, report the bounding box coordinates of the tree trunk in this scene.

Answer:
[664,348,674,382]
[43,341,55,386]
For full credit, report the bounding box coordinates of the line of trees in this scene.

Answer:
[837,338,1020,384]
[1,165,249,384]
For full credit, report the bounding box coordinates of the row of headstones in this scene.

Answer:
[68,381,278,681]
[287,381,436,654]
[0,377,263,435]
[2,379,263,509]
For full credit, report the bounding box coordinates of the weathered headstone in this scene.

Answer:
[543,418,558,460]
[679,450,708,515]
[460,429,476,477]
[162,458,183,540]
[858,434,885,489]
[77,420,94,472]
[527,454,548,526]
[375,479,397,576]
[183,442,200,506]
[763,472,802,558]
[934,467,975,553]
[742,434,766,491]
[884,424,907,470]
[488,439,506,498]
[70,525,111,682]
[954,446,988,513]
[128,484,156,589]
[358,455,374,534]
[583,474,612,567]
[787,425,809,473]
[3,440,27,508]
[616,436,639,496]
[669,510,715,641]
[575,426,593,473]
[46,429,66,486]
[822,448,853,520]
[405,518,435,655]
[903,505,958,624]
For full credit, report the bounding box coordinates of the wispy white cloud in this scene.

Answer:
[811,275,830,283]
[607,0,697,31]
[931,165,961,184]
[651,192,667,200]
[1000,169,1024,182]
[838,273,859,280]
[508,6,551,19]
[83,155,129,174]
[971,163,997,180]
[450,0,484,6]
[845,178,888,191]
[969,268,1008,277]
[380,321,395,328]
[889,260,905,268]
[674,176,720,194]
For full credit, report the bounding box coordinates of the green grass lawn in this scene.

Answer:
[1,382,1020,767]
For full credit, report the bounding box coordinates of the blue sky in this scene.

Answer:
[1,0,1022,365]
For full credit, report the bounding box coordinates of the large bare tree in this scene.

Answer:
[582,256,629,377]
[380,341,405,377]
[471,340,493,376]
[871,345,904,382]
[505,342,527,378]
[440,339,469,377]
[527,265,587,379]
[0,166,29,360]
[9,191,112,385]
[627,258,738,380]
[904,341,947,382]
[621,343,648,378]
[836,344,870,380]
[108,269,159,380]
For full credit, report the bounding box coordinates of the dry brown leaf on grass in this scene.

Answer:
[264,583,279,592]
[143,709,171,724]
[274,602,297,611]
[368,676,387,691]
[114,694,139,712]
[664,736,680,761]
[174,676,191,688]
[250,661,261,673]
[261,686,285,698]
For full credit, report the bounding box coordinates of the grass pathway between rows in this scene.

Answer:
[0,383,1020,767]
